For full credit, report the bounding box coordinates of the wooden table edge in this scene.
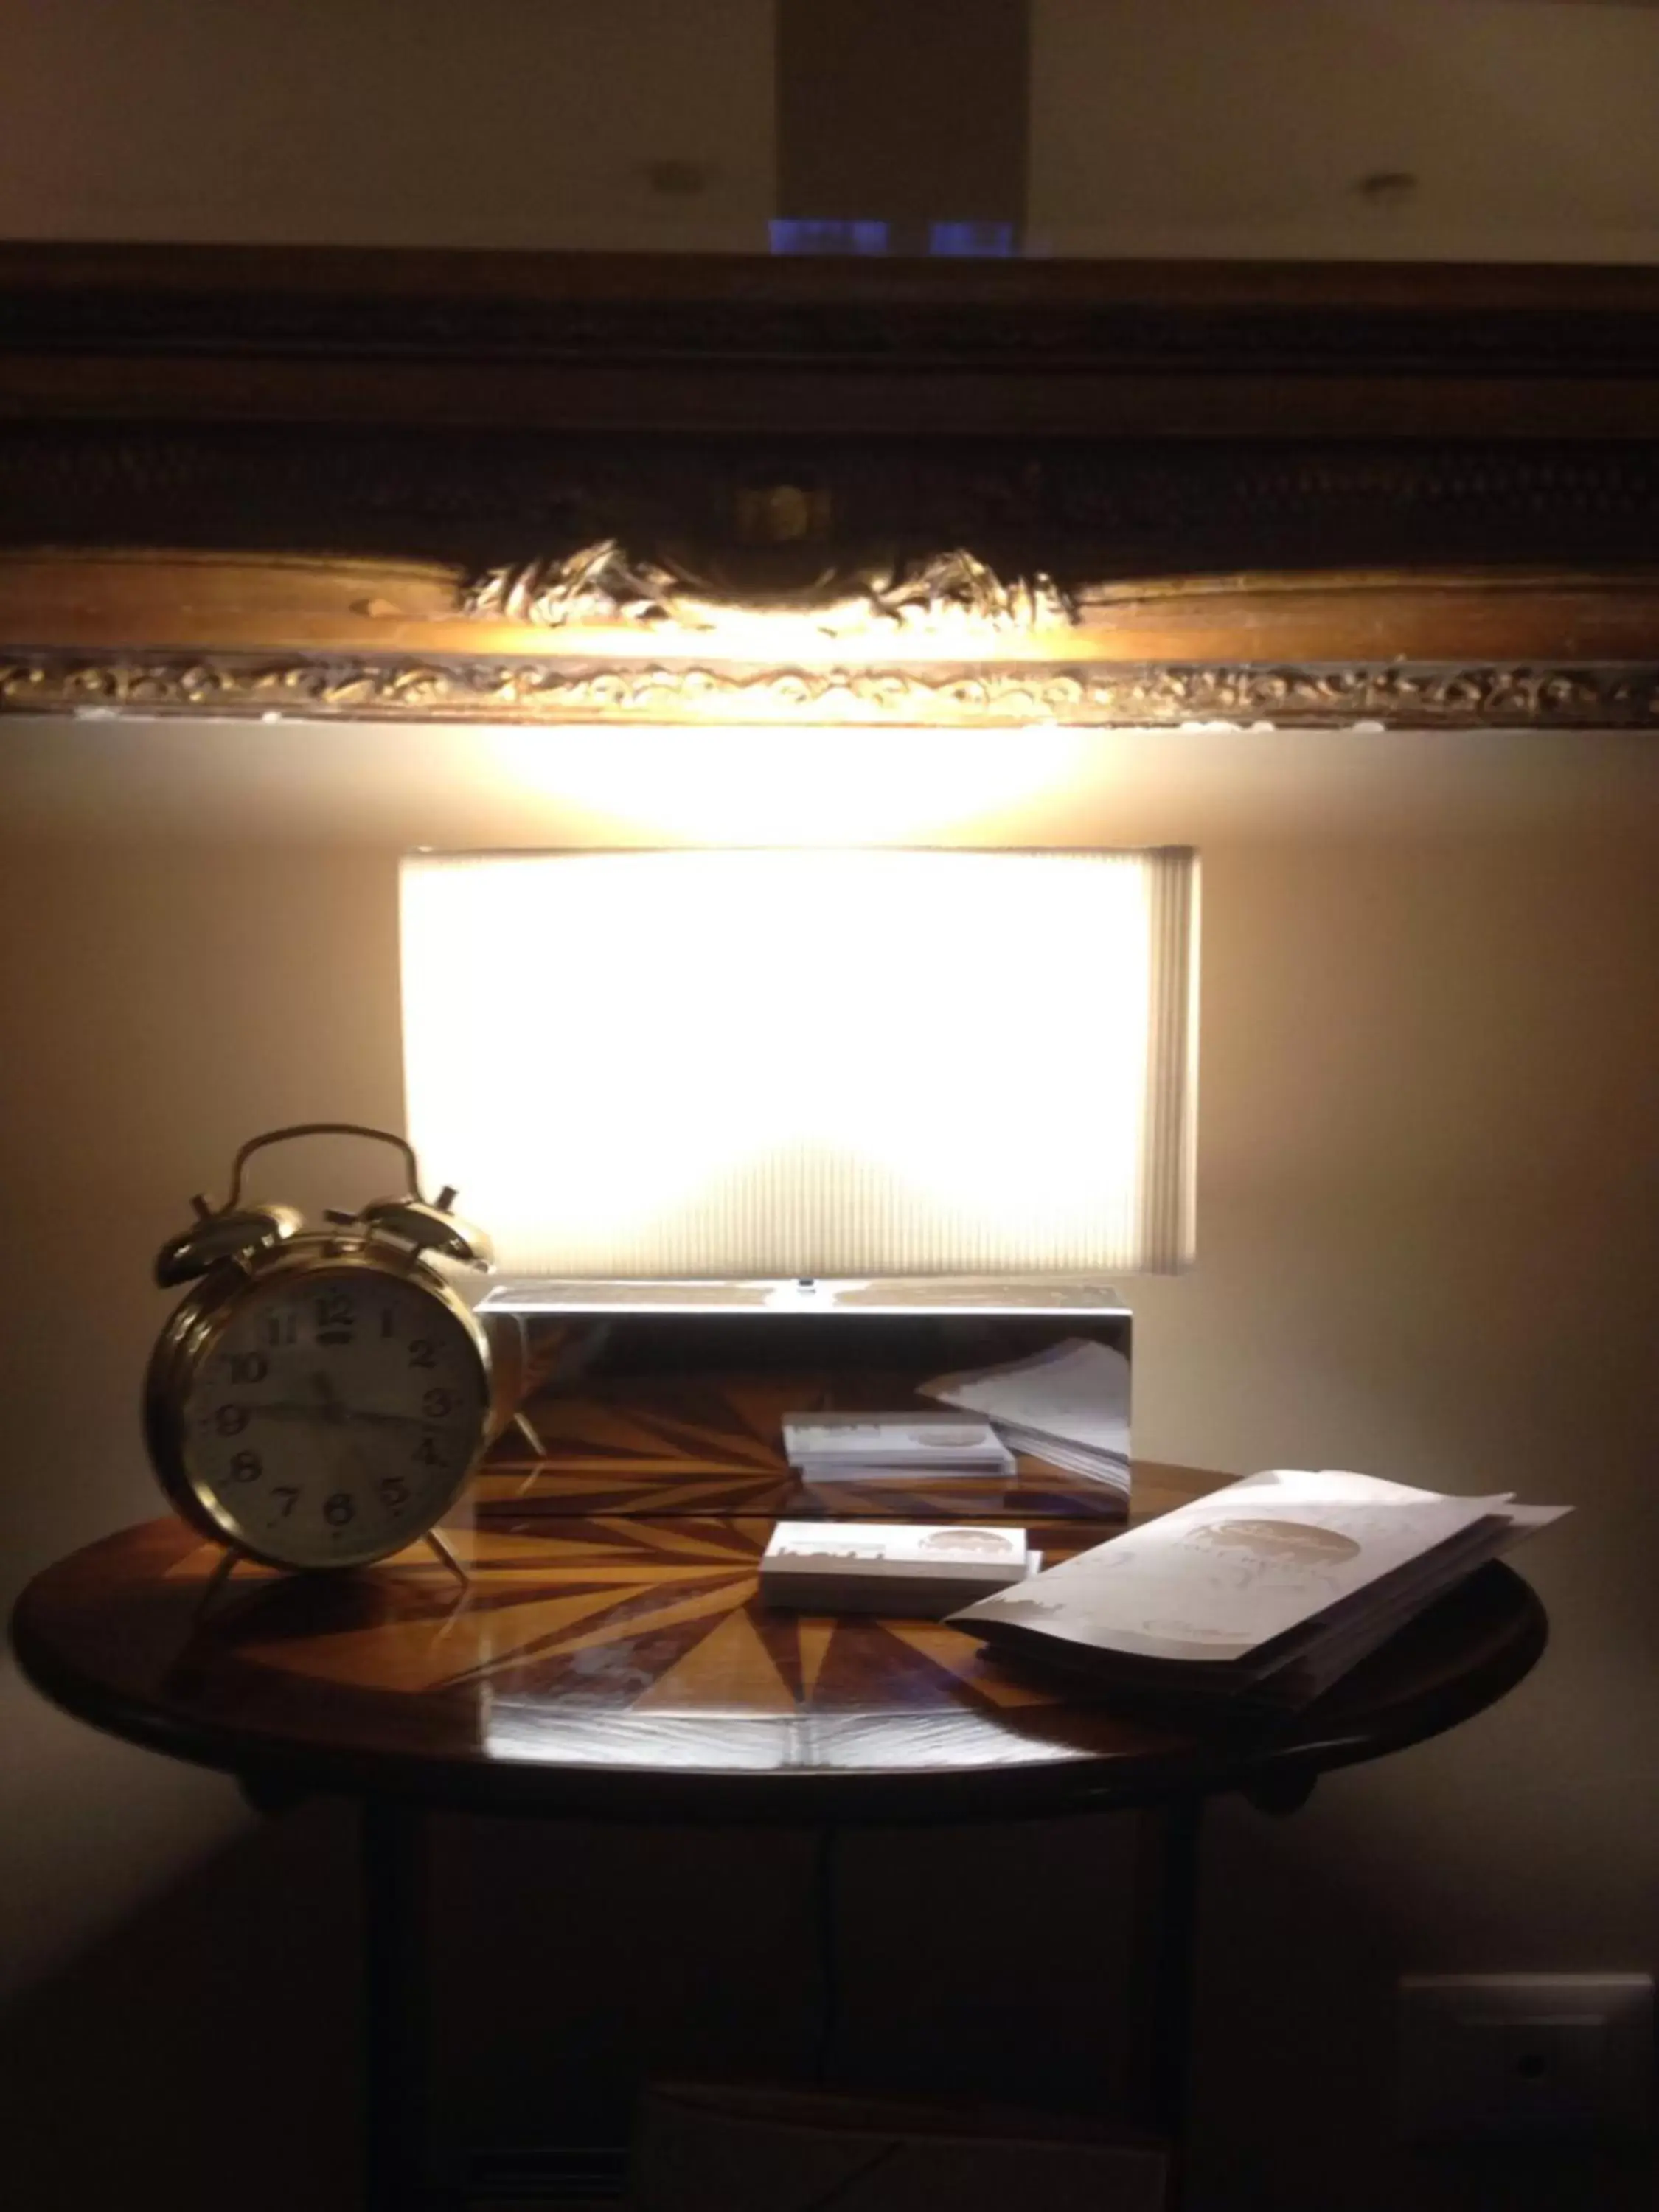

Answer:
[9,1545,1548,1827]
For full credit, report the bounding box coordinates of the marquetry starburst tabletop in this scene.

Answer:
[10,1461,1545,1823]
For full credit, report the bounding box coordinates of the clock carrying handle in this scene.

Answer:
[156,1123,491,1287]
[223,1123,428,1210]
[223,1121,493,1270]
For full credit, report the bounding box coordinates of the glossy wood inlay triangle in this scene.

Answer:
[633,1605,796,1715]
[588,1515,759,1564]
[240,1581,653,1694]
[796,1617,838,1703]
[513,1574,762,1672]
[447,1528,644,1568]
[607,1480,778,1511]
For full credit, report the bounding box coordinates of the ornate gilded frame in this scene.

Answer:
[5,244,1659,730]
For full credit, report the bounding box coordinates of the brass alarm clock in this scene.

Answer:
[144,1123,496,1576]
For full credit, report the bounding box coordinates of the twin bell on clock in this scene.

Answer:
[144,1122,499,1576]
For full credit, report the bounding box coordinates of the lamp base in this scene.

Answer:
[476,1290,1135,1526]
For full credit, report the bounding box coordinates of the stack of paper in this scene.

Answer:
[950,1470,1566,1714]
[782,1412,1015,1484]
[762,1523,1039,1617]
[922,1338,1131,1498]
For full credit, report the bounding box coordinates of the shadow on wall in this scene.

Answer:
[0,1798,361,2212]
[1192,1786,1658,2212]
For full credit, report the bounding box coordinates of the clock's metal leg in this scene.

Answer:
[192,1543,244,1620]
[511,1406,549,1495]
[490,1310,549,1492]
[362,1798,431,2212]
[425,1527,470,1587]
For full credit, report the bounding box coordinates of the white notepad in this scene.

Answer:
[761,1522,1037,1616]
[782,1412,1015,1479]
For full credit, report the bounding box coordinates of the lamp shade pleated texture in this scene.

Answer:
[401,847,1197,1279]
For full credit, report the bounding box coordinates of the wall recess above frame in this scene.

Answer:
[5,247,1659,731]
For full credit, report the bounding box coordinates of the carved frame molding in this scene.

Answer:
[5,647,1658,729]
[4,550,1659,728]
[7,248,1659,731]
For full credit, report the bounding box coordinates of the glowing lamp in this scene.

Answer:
[400,847,1197,1287]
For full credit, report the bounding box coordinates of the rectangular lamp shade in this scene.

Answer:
[400,847,1198,1280]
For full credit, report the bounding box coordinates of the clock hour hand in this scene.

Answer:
[310,1369,347,1424]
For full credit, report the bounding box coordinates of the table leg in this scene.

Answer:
[1124,1795,1205,2197]
[363,1798,431,2212]
[813,1823,842,2084]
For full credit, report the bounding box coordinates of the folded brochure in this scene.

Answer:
[948,1470,1566,1711]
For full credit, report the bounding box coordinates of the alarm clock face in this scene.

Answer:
[153,1254,490,1570]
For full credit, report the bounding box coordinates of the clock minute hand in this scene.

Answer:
[246,1398,431,1428]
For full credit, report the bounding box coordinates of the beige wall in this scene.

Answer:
[1,715,1656,2206]
[1032,0,1659,263]
[6,0,1659,262]
[0,0,776,251]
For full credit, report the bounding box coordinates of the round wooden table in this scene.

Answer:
[10,1467,1548,2209]
[10,1465,1545,1822]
